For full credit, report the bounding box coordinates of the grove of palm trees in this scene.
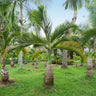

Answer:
[0,0,96,96]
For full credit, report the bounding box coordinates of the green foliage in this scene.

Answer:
[86,0,96,27]
[51,37,70,49]
[15,5,86,65]
[63,0,85,11]
[91,51,96,57]
[56,41,86,63]
[73,55,81,61]
[51,23,78,42]
[31,50,46,60]
[68,59,74,65]
[28,5,44,27]
[80,28,96,46]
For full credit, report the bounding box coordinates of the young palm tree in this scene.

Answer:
[0,1,20,82]
[0,1,12,82]
[16,5,86,86]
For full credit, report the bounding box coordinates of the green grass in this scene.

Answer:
[0,62,96,96]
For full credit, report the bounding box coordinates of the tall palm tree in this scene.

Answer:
[85,0,96,63]
[63,0,86,24]
[62,0,86,67]
[6,0,43,69]
[16,5,86,86]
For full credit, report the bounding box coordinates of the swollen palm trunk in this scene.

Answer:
[44,65,54,86]
[1,67,9,82]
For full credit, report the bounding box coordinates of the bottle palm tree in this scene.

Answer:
[0,1,20,82]
[16,5,86,86]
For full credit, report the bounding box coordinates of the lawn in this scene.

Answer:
[0,62,96,96]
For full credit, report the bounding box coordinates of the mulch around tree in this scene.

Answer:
[0,78,14,86]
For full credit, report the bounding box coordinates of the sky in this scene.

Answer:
[23,0,89,31]
[46,0,89,31]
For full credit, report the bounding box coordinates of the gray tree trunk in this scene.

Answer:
[94,38,96,53]
[63,11,77,66]
[93,38,96,67]
[72,11,77,23]
[19,51,23,69]
[61,50,68,68]
[10,58,14,67]
[18,4,23,68]
[86,58,93,77]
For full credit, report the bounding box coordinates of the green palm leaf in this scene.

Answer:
[51,37,70,49]
[31,50,46,60]
[56,41,86,63]
[80,28,96,46]
[51,23,77,42]
[63,0,84,11]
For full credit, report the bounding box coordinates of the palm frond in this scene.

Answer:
[28,5,52,41]
[28,5,44,27]
[56,41,86,63]
[51,37,70,49]
[80,28,96,46]
[51,23,77,42]
[63,0,84,11]
[8,43,31,53]
[91,51,96,57]
[18,32,47,45]
[31,50,46,60]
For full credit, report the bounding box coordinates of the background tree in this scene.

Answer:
[85,0,96,64]
[6,0,43,69]
[63,0,87,60]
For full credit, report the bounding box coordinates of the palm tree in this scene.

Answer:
[85,0,96,64]
[0,1,12,82]
[63,0,86,24]
[16,5,86,86]
[6,0,42,69]
[0,1,20,82]
[80,28,96,65]
[62,0,87,61]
